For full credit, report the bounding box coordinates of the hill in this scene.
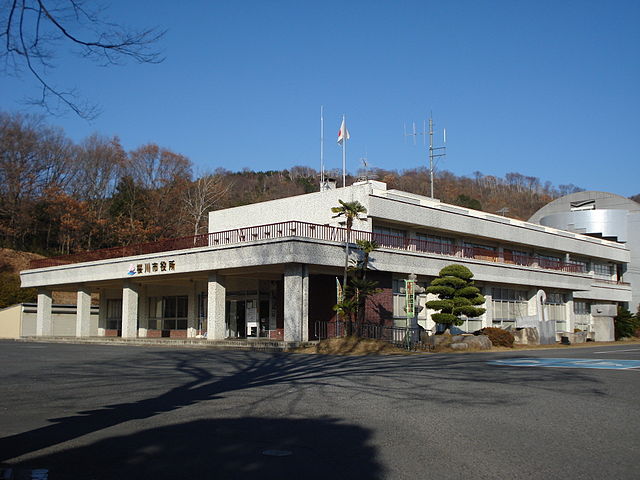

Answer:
[0,249,43,308]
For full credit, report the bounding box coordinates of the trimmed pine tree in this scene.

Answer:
[426,264,486,331]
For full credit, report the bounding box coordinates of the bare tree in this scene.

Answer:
[183,174,230,236]
[0,0,165,119]
[0,111,74,248]
[124,143,192,239]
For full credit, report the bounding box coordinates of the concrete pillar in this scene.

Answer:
[481,286,492,329]
[591,304,616,341]
[284,263,307,342]
[138,285,148,337]
[187,282,197,338]
[36,288,53,336]
[98,290,107,336]
[565,293,574,333]
[302,265,309,342]
[122,281,139,338]
[76,286,92,337]
[207,272,226,340]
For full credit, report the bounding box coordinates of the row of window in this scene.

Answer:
[105,287,596,333]
[106,296,189,331]
[391,282,594,333]
[373,225,617,277]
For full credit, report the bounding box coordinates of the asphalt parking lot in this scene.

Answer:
[1,340,639,479]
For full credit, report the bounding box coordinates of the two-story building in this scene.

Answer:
[20,180,631,342]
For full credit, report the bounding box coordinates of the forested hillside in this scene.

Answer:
[2,110,632,258]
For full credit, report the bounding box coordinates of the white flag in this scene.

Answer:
[337,118,350,144]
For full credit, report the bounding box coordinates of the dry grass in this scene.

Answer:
[293,336,410,355]
[0,248,43,272]
[0,248,89,305]
[293,336,640,356]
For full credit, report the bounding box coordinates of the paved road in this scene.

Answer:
[1,341,639,479]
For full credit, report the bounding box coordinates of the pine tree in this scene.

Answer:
[426,264,486,331]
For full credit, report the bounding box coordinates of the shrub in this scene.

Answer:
[479,327,514,347]
[614,307,640,340]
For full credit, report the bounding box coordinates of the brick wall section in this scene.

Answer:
[306,272,394,330]
[364,271,394,327]
[309,275,338,323]
[309,274,339,340]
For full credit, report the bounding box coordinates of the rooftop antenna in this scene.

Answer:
[358,153,370,181]
[404,114,446,198]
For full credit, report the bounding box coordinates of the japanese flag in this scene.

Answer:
[337,118,350,144]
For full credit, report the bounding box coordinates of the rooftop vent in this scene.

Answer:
[570,199,595,211]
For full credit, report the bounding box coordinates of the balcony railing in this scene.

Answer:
[29,220,590,275]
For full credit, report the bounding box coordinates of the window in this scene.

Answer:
[491,287,528,328]
[148,295,188,330]
[463,242,497,261]
[504,249,532,266]
[163,296,188,330]
[197,292,207,332]
[538,254,562,270]
[566,258,588,273]
[574,301,591,332]
[106,299,122,330]
[458,316,483,333]
[415,233,455,255]
[545,292,567,331]
[593,262,614,278]
[373,226,407,249]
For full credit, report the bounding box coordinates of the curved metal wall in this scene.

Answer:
[539,209,628,242]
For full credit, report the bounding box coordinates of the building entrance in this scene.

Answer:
[226,299,246,338]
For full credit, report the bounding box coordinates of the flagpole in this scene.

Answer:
[320,106,324,187]
[342,114,346,188]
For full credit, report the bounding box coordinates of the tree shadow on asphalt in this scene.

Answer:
[0,347,605,464]
[10,417,382,480]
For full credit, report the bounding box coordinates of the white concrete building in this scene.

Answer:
[20,180,631,343]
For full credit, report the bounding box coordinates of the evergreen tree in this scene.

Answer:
[426,264,486,331]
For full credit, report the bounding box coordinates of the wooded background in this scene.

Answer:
[2,110,636,258]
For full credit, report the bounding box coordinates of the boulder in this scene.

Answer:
[463,335,492,350]
[450,342,469,351]
[560,331,588,344]
[423,334,453,349]
[512,327,540,345]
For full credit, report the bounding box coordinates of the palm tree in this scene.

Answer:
[331,199,367,292]
[353,239,378,281]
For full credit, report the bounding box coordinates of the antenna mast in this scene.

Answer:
[428,117,447,198]
[405,115,446,198]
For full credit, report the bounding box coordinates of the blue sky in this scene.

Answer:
[2,0,639,197]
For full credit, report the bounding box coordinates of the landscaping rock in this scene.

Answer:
[423,334,453,349]
[512,327,540,345]
[462,335,492,350]
[450,342,469,350]
[559,331,588,344]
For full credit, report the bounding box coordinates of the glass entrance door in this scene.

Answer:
[226,300,246,338]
